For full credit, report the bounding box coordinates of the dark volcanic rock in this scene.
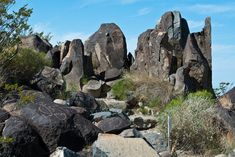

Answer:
[104,68,122,81]
[20,99,100,153]
[131,11,212,93]
[60,39,84,91]
[31,66,65,97]
[2,116,50,157]
[60,40,71,63]
[67,91,100,114]
[0,109,10,123]
[84,23,127,75]
[20,34,52,53]
[46,45,61,68]
[97,115,131,133]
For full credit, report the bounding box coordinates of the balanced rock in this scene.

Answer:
[20,34,52,53]
[84,23,127,75]
[82,80,103,98]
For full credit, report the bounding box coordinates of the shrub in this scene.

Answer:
[159,91,223,154]
[2,48,51,84]
[112,78,136,100]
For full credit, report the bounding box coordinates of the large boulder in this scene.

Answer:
[131,11,212,93]
[47,45,61,68]
[60,39,84,91]
[20,98,101,152]
[92,134,159,157]
[20,34,52,53]
[31,66,65,97]
[84,23,127,75]
[2,116,50,157]
[50,147,80,157]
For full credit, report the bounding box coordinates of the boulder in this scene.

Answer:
[96,114,131,133]
[50,147,80,157]
[67,91,100,114]
[91,111,113,122]
[60,39,84,91]
[20,98,100,152]
[53,99,67,105]
[119,128,142,138]
[218,87,235,110]
[20,34,52,53]
[31,66,65,97]
[92,134,159,157]
[2,116,50,157]
[0,109,10,123]
[84,23,127,75]
[104,68,122,81]
[129,115,157,130]
[96,98,128,112]
[82,80,102,98]
[47,45,61,68]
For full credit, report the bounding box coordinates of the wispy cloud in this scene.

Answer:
[137,7,152,16]
[213,44,235,54]
[188,4,234,14]
[32,23,52,33]
[187,20,204,29]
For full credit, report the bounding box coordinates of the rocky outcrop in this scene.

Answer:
[131,11,212,93]
[61,39,84,91]
[31,66,65,97]
[20,34,52,53]
[92,134,159,157]
[46,45,61,68]
[84,23,127,76]
[50,147,80,157]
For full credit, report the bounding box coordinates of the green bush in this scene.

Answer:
[158,91,223,154]
[2,48,51,84]
[112,78,136,100]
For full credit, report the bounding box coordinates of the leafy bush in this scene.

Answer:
[159,91,223,154]
[2,48,51,84]
[214,82,233,97]
[112,78,136,100]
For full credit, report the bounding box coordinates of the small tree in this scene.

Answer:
[0,0,32,66]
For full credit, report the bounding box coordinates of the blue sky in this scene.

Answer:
[14,0,235,88]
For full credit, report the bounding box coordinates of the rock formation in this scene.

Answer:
[84,23,128,76]
[131,11,212,93]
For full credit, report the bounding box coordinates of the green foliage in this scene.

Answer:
[80,75,90,86]
[214,82,233,97]
[158,90,223,154]
[146,97,161,108]
[4,83,35,108]
[112,78,136,100]
[2,48,51,84]
[138,106,149,115]
[0,0,32,66]
[26,27,53,42]
[0,137,14,143]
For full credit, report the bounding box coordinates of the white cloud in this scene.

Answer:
[51,32,91,45]
[188,4,234,14]
[32,23,52,33]
[137,7,152,16]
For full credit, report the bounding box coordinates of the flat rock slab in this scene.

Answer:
[92,134,159,157]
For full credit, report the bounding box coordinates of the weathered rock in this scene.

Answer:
[67,91,100,114]
[119,128,142,138]
[2,116,50,157]
[60,40,71,63]
[104,68,122,81]
[20,99,100,152]
[20,34,52,53]
[218,87,235,110]
[159,151,172,157]
[54,99,67,105]
[50,147,80,157]
[84,23,127,75]
[92,134,159,157]
[82,80,102,98]
[70,106,89,119]
[131,11,212,93]
[129,115,157,130]
[31,66,65,97]
[91,111,113,122]
[47,45,61,68]
[96,98,128,112]
[0,109,10,123]
[140,130,167,152]
[61,39,84,91]
[97,115,131,133]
